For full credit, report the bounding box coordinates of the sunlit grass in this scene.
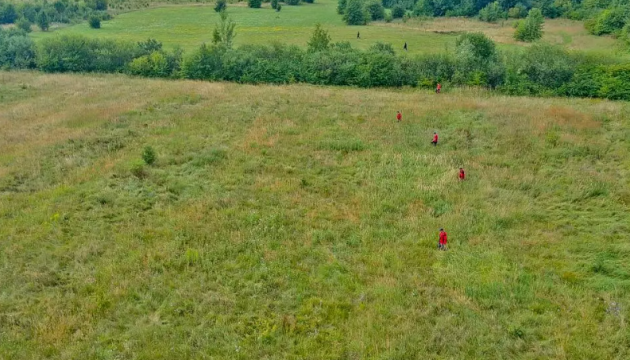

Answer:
[1,71,629,359]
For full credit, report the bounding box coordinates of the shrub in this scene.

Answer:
[508,3,527,19]
[276,3,282,11]
[16,18,32,33]
[385,11,392,22]
[89,16,101,29]
[514,8,544,42]
[344,0,367,25]
[337,0,346,14]
[366,0,385,21]
[392,4,405,18]
[248,0,262,8]
[88,0,108,11]
[286,0,300,5]
[215,0,227,12]
[128,52,172,77]
[212,10,236,49]
[0,29,36,69]
[307,23,331,52]
[479,1,506,23]
[0,3,17,24]
[587,7,629,36]
[304,0,315,3]
[142,146,156,165]
[455,32,496,60]
[271,0,279,9]
[36,11,50,31]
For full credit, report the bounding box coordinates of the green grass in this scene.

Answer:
[1,71,629,359]
[28,0,629,57]
[31,1,458,54]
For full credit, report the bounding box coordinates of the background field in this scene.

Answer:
[1,71,629,359]
[29,0,629,57]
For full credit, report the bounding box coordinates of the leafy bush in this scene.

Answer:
[89,16,101,29]
[271,0,279,9]
[286,0,300,5]
[307,23,331,52]
[479,1,506,23]
[514,8,544,42]
[366,0,385,21]
[215,0,227,12]
[0,3,17,24]
[392,4,405,18]
[0,28,36,69]
[508,4,528,18]
[337,0,347,14]
[385,11,392,22]
[304,0,315,3]
[248,0,262,9]
[344,0,367,25]
[36,10,49,31]
[142,146,156,165]
[587,6,629,35]
[16,18,32,32]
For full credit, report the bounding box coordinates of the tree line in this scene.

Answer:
[0,0,109,31]
[338,0,630,45]
[1,23,629,100]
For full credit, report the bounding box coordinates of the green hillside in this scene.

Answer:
[1,71,629,359]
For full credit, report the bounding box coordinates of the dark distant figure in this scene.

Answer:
[432,132,438,146]
[438,228,448,250]
[396,110,402,122]
[436,83,442,94]
[357,31,360,39]
[459,168,465,180]
[404,42,407,51]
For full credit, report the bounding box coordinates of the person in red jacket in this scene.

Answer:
[438,228,448,250]
[459,168,465,180]
[396,111,402,122]
[431,132,438,146]
[436,83,442,94]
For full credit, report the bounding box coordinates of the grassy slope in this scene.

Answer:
[29,0,628,57]
[1,71,629,359]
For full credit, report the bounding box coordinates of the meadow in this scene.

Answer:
[29,0,629,57]
[1,71,629,359]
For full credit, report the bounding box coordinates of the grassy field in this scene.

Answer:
[1,71,629,359]
[29,0,629,57]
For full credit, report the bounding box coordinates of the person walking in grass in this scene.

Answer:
[459,167,465,180]
[431,132,438,146]
[357,31,360,39]
[438,228,448,250]
[404,42,407,51]
[436,83,442,94]
[396,110,402,122]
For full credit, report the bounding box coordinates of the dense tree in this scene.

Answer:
[248,0,262,9]
[307,23,331,52]
[514,8,544,41]
[366,0,385,20]
[89,16,101,29]
[0,3,17,24]
[344,0,367,25]
[337,0,347,14]
[215,0,227,12]
[16,18,32,32]
[36,10,49,31]
[479,1,506,22]
[392,4,405,18]
[212,10,236,48]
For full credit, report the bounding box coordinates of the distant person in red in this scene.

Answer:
[438,228,448,250]
[396,111,402,122]
[436,83,442,94]
[459,168,465,180]
[431,132,438,146]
